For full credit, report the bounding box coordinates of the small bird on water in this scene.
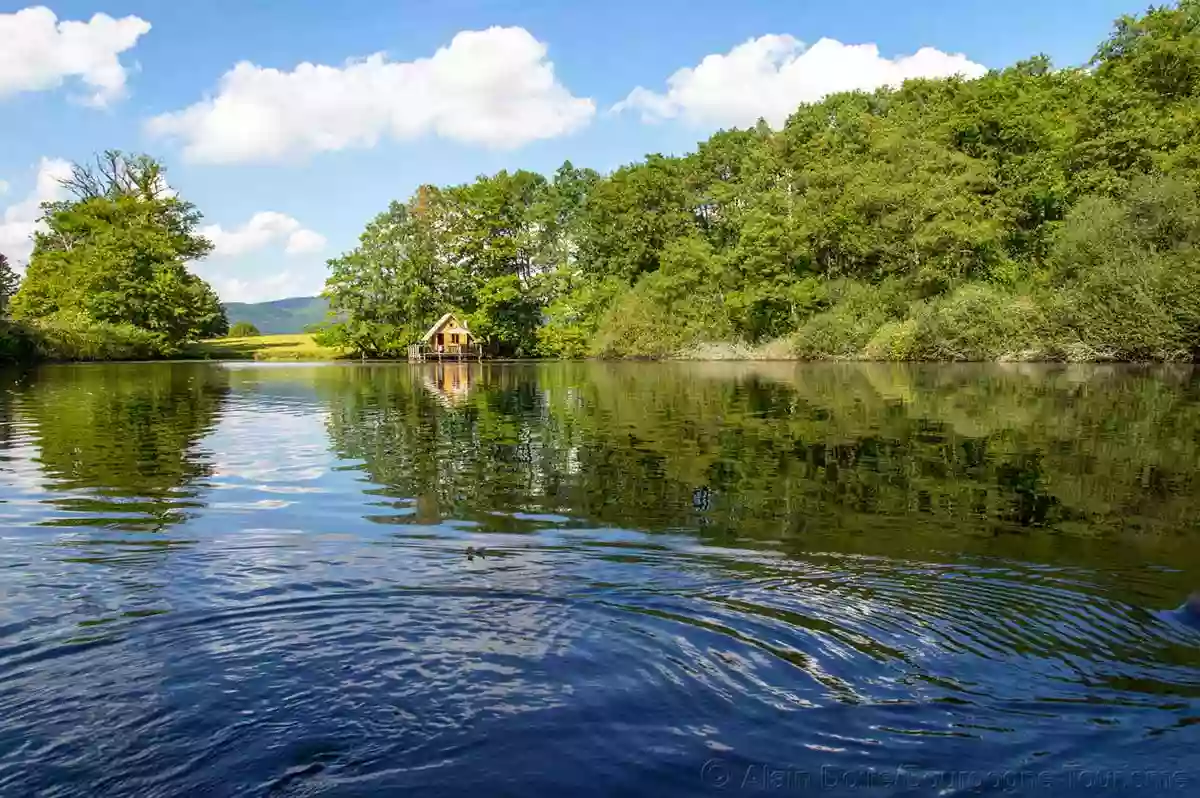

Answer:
[465,546,487,561]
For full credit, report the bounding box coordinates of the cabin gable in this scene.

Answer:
[420,313,476,346]
[410,312,482,361]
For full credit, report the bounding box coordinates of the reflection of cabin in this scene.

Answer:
[422,362,474,406]
[407,312,482,362]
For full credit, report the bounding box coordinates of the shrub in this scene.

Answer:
[864,319,920,360]
[591,236,734,358]
[0,321,38,363]
[30,317,163,361]
[791,280,908,359]
[1048,177,1200,360]
[1052,252,1200,360]
[229,321,261,337]
[537,276,624,358]
[904,285,1049,361]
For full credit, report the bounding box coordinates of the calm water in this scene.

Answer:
[1,361,1199,796]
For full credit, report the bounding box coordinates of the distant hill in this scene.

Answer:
[222,296,330,335]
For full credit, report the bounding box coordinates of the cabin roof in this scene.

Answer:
[420,312,474,343]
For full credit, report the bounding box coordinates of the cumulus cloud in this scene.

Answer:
[0,6,151,106]
[194,213,328,302]
[147,26,595,164]
[614,35,987,128]
[201,212,327,258]
[191,266,326,304]
[283,228,327,256]
[0,157,72,265]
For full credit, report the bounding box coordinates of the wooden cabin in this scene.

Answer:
[407,312,482,362]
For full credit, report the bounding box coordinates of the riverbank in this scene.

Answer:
[1,325,346,365]
[5,322,1197,366]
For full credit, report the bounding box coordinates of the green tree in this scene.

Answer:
[316,198,444,357]
[229,321,261,337]
[10,151,227,350]
[0,252,17,315]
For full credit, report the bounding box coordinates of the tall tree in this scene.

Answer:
[317,199,443,357]
[10,151,227,347]
[0,253,17,315]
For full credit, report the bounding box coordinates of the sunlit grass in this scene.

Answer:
[186,334,344,361]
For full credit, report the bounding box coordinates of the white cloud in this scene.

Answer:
[147,26,595,164]
[201,212,327,258]
[191,266,325,304]
[614,35,987,128]
[0,6,151,107]
[284,229,326,256]
[0,157,72,265]
[190,216,329,302]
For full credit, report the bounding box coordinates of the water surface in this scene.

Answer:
[1,361,1198,796]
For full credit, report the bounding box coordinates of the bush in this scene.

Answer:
[1052,252,1200,360]
[863,319,920,360]
[1048,177,1200,361]
[0,321,38,363]
[537,276,624,358]
[28,317,164,362]
[591,236,734,358]
[229,321,261,337]
[903,285,1049,361]
[791,280,908,359]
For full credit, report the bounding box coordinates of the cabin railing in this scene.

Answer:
[407,342,483,362]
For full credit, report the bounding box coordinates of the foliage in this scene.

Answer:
[229,321,261,337]
[591,236,734,357]
[0,253,17,315]
[1048,176,1200,360]
[320,2,1200,362]
[894,285,1048,361]
[791,280,904,359]
[0,320,37,362]
[1,314,165,363]
[10,151,227,354]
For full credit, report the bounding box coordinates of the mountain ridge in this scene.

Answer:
[222,296,329,335]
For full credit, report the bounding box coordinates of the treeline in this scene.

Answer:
[319,1,1200,361]
[0,153,227,363]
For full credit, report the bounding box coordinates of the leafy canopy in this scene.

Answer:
[10,151,227,351]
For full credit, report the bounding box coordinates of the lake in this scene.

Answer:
[1,360,1198,796]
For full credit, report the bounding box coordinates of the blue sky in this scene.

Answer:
[0,0,1148,302]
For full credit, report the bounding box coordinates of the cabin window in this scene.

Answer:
[451,333,460,344]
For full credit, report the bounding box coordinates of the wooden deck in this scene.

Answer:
[408,343,483,362]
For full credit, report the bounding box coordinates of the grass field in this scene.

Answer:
[186,334,344,361]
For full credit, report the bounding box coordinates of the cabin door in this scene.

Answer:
[436,333,444,349]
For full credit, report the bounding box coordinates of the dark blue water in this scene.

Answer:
[1,361,1198,796]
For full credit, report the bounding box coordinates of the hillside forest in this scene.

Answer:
[314,1,1200,361]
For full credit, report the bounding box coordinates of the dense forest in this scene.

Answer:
[318,1,1200,361]
[0,153,227,363]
